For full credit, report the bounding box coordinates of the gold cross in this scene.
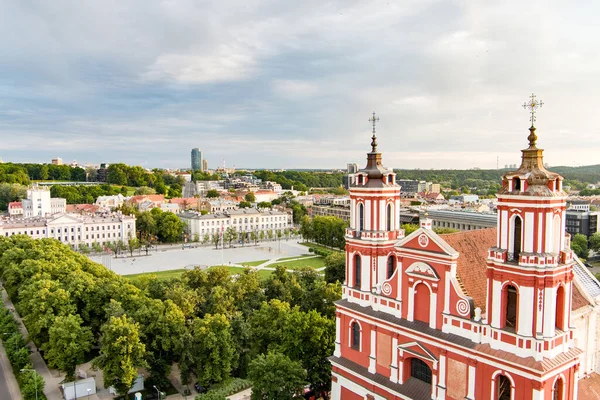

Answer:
[522,93,543,127]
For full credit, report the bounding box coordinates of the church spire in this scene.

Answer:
[368,111,380,152]
[522,93,544,148]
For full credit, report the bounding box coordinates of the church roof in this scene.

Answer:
[578,373,600,399]
[439,228,497,312]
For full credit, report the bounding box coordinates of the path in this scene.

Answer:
[0,338,21,400]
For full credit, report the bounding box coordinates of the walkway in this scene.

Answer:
[0,339,21,400]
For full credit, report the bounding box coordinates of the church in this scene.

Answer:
[329,103,600,399]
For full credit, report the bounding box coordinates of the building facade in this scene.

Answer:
[191,148,203,171]
[312,197,352,222]
[0,213,136,249]
[424,209,497,231]
[180,208,292,239]
[330,121,586,399]
[565,208,599,238]
[21,186,66,217]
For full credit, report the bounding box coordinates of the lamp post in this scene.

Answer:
[153,385,164,400]
[87,388,91,399]
[20,369,38,400]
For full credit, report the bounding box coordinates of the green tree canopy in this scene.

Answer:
[248,352,306,400]
[44,314,94,379]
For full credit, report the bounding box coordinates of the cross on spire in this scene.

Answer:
[522,93,543,127]
[368,111,380,152]
[522,93,543,148]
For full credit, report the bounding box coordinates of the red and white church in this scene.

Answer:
[330,111,600,399]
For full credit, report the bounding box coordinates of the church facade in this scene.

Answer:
[329,107,598,399]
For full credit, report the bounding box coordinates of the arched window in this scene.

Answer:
[512,216,522,261]
[410,358,432,384]
[504,285,518,329]
[556,286,566,331]
[351,322,360,349]
[354,254,361,288]
[497,375,512,400]
[386,203,392,231]
[414,283,431,324]
[357,175,363,185]
[553,377,564,400]
[387,175,393,184]
[358,203,364,231]
[387,256,396,279]
[513,177,521,191]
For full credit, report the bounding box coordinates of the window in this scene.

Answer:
[387,175,393,184]
[351,322,360,349]
[512,216,522,261]
[553,377,564,400]
[354,254,361,288]
[386,203,392,231]
[497,375,511,400]
[357,175,363,185]
[387,256,396,279]
[505,285,518,329]
[411,359,432,384]
[358,203,364,231]
[513,178,521,191]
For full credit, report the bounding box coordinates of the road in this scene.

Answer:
[0,340,21,400]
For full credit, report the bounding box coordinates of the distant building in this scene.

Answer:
[202,159,208,172]
[180,208,292,239]
[96,163,109,182]
[127,195,165,211]
[449,194,480,205]
[346,163,359,174]
[51,157,63,165]
[183,180,223,198]
[397,179,419,193]
[311,197,351,222]
[22,186,66,217]
[424,209,497,231]
[0,213,136,249]
[95,194,127,210]
[191,148,203,172]
[8,202,23,217]
[566,209,599,237]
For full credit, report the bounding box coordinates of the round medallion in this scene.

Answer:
[418,234,429,248]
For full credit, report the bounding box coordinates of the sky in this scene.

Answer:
[1,0,599,170]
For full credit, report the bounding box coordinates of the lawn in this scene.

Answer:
[209,265,273,280]
[240,259,269,267]
[123,269,188,280]
[299,242,343,253]
[273,256,326,270]
[276,255,313,261]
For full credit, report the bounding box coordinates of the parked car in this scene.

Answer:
[585,262,593,268]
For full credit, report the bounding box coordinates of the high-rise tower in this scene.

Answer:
[191,148,202,172]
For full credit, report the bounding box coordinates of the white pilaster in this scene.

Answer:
[334,314,341,357]
[368,329,376,373]
[430,292,437,329]
[443,271,450,314]
[398,352,404,384]
[543,286,557,337]
[365,201,372,231]
[532,388,543,400]
[390,337,398,383]
[330,377,341,400]
[437,354,446,400]
[518,285,534,337]
[466,363,476,399]
[501,210,508,249]
[407,286,415,321]
[491,280,502,328]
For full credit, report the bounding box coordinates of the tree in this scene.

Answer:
[134,186,156,195]
[245,192,256,202]
[189,314,236,386]
[248,352,306,400]
[257,201,272,209]
[127,236,141,256]
[19,369,45,400]
[93,315,146,395]
[212,233,221,249]
[324,251,345,284]
[44,314,94,379]
[402,223,419,235]
[238,201,251,208]
[225,226,237,248]
[206,189,220,198]
[250,231,258,245]
[299,215,312,242]
[156,212,184,243]
[571,233,590,259]
[589,233,600,253]
[202,233,210,245]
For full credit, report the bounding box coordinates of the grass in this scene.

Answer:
[299,241,344,253]
[273,256,326,270]
[241,259,269,267]
[209,265,273,280]
[123,269,188,280]
[276,255,313,261]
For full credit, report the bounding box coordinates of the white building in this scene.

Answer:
[22,186,66,217]
[180,208,292,239]
[95,194,127,210]
[0,213,136,249]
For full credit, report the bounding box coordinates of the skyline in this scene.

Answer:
[1,1,599,169]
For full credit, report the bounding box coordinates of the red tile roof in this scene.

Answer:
[129,194,165,204]
[578,373,600,399]
[8,201,22,208]
[439,228,497,312]
[66,204,99,213]
[572,285,592,311]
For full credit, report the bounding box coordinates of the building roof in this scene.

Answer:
[439,228,497,311]
[8,202,22,209]
[129,194,165,204]
[66,204,99,213]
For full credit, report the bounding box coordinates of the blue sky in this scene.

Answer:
[1,0,599,170]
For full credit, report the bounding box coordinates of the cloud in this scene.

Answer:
[0,0,599,169]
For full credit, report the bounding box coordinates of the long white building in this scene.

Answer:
[180,208,292,238]
[0,213,136,249]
